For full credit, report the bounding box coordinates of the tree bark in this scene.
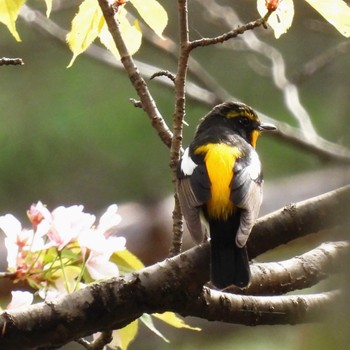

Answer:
[0,186,349,349]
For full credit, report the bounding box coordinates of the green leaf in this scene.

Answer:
[304,0,350,37]
[66,0,105,67]
[99,7,142,60]
[140,314,170,343]
[153,312,201,331]
[107,321,138,350]
[257,0,294,38]
[59,249,81,263]
[43,247,59,265]
[0,0,25,41]
[110,248,144,275]
[130,0,168,38]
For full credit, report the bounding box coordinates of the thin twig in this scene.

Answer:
[195,0,318,139]
[150,70,176,83]
[0,57,24,66]
[129,98,143,108]
[90,331,113,350]
[97,0,173,149]
[18,4,350,164]
[137,21,229,103]
[168,0,192,257]
[189,12,272,50]
[168,193,183,257]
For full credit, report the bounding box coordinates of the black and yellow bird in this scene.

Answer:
[177,101,276,289]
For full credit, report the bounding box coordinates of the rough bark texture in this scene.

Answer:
[0,186,349,349]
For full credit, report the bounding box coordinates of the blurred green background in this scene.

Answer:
[1,0,348,216]
[1,0,350,349]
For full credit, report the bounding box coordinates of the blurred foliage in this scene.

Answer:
[1,0,350,349]
[0,0,349,216]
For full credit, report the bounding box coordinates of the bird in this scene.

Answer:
[176,101,276,289]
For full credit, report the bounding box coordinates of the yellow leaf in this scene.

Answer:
[0,0,25,41]
[257,0,294,38]
[111,248,144,274]
[99,8,142,60]
[130,0,168,38]
[108,321,138,350]
[51,265,81,294]
[66,0,104,67]
[305,0,350,37]
[44,0,52,17]
[153,312,201,331]
[140,314,170,343]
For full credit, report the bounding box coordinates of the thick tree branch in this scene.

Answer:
[248,185,350,258]
[230,241,349,295]
[0,241,345,349]
[183,288,339,326]
[1,186,349,349]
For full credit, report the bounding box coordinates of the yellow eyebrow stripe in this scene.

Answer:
[226,109,257,121]
[194,143,241,219]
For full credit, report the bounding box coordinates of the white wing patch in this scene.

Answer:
[181,147,198,175]
[246,151,261,180]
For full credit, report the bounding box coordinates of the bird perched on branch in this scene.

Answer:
[177,101,276,289]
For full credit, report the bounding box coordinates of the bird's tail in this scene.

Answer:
[209,217,250,289]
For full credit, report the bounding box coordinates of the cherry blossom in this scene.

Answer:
[0,214,43,270]
[6,291,34,310]
[0,202,126,301]
[79,205,125,279]
[98,204,122,235]
[36,205,96,251]
[27,201,51,228]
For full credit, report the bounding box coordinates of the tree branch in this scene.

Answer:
[229,241,349,295]
[189,13,271,50]
[97,0,173,148]
[168,0,192,257]
[0,57,24,66]
[19,5,350,164]
[195,0,318,139]
[0,240,345,349]
[248,185,350,258]
[267,121,350,164]
[1,186,349,349]
[183,288,339,326]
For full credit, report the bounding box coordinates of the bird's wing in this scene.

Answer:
[230,150,263,248]
[176,149,211,243]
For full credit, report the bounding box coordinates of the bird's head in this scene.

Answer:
[195,101,277,148]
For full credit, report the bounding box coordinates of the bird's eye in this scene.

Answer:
[239,117,250,126]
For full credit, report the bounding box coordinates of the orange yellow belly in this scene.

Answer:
[194,143,241,220]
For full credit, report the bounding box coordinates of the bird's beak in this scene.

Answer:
[258,122,277,132]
